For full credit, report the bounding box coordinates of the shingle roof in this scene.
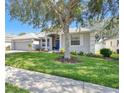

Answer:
[37,27,92,37]
[37,32,46,38]
[103,35,119,41]
[12,33,39,40]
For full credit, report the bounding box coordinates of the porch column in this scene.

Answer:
[11,40,15,50]
[39,39,42,50]
[90,32,95,54]
[49,37,52,50]
[31,39,34,51]
[45,36,48,51]
[59,34,62,50]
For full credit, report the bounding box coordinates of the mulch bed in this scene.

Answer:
[56,56,78,64]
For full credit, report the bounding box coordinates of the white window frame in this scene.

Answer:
[71,35,80,45]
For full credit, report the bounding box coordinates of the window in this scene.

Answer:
[117,40,119,47]
[42,44,45,46]
[42,39,45,42]
[42,39,49,46]
[110,41,112,46]
[71,35,80,45]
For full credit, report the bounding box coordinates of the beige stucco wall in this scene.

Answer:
[104,38,119,52]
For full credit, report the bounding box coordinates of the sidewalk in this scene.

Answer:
[6,66,119,93]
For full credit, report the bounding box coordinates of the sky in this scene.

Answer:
[5,10,76,35]
[5,0,118,36]
[5,10,41,35]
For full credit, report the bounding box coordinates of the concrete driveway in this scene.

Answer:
[5,50,28,54]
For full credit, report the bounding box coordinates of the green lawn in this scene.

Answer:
[6,83,29,93]
[111,53,119,60]
[5,52,119,88]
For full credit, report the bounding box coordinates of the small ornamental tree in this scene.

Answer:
[7,0,118,60]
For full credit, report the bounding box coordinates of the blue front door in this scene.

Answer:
[55,40,59,50]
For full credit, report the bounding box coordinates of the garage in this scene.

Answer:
[13,40,32,51]
[11,33,39,51]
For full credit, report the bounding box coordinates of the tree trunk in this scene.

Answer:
[63,24,70,59]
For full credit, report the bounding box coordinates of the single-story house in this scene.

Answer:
[95,36,119,53]
[11,28,95,53]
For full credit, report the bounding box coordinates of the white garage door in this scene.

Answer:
[14,40,32,51]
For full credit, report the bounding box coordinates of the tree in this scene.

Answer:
[95,17,119,42]
[7,0,118,60]
[87,0,119,40]
[19,32,26,36]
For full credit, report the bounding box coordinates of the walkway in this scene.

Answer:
[6,66,119,93]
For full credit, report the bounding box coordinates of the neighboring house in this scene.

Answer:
[5,34,16,50]
[95,36,119,53]
[104,36,119,53]
[11,33,39,51]
[11,28,95,53]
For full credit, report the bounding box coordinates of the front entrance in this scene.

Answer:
[52,35,60,50]
[48,34,60,50]
[55,39,60,50]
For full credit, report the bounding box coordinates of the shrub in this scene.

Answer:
[71,50,77,55]
[60,48,65,54]
[78,51,84,55]
[100,48,112,57]
[36,48,40,51]
[28,44,32,48]
[85,53,94,57]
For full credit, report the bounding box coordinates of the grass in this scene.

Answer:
[6,83,29,93]
[111,53,119,60]
[5,52,119,88]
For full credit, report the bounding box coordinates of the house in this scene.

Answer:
[95,38,105,52]
[95,36,119,53]
[5,34,16,50]
[11,28,95,53]
[104,36,119,53]
[11,33,39,51]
